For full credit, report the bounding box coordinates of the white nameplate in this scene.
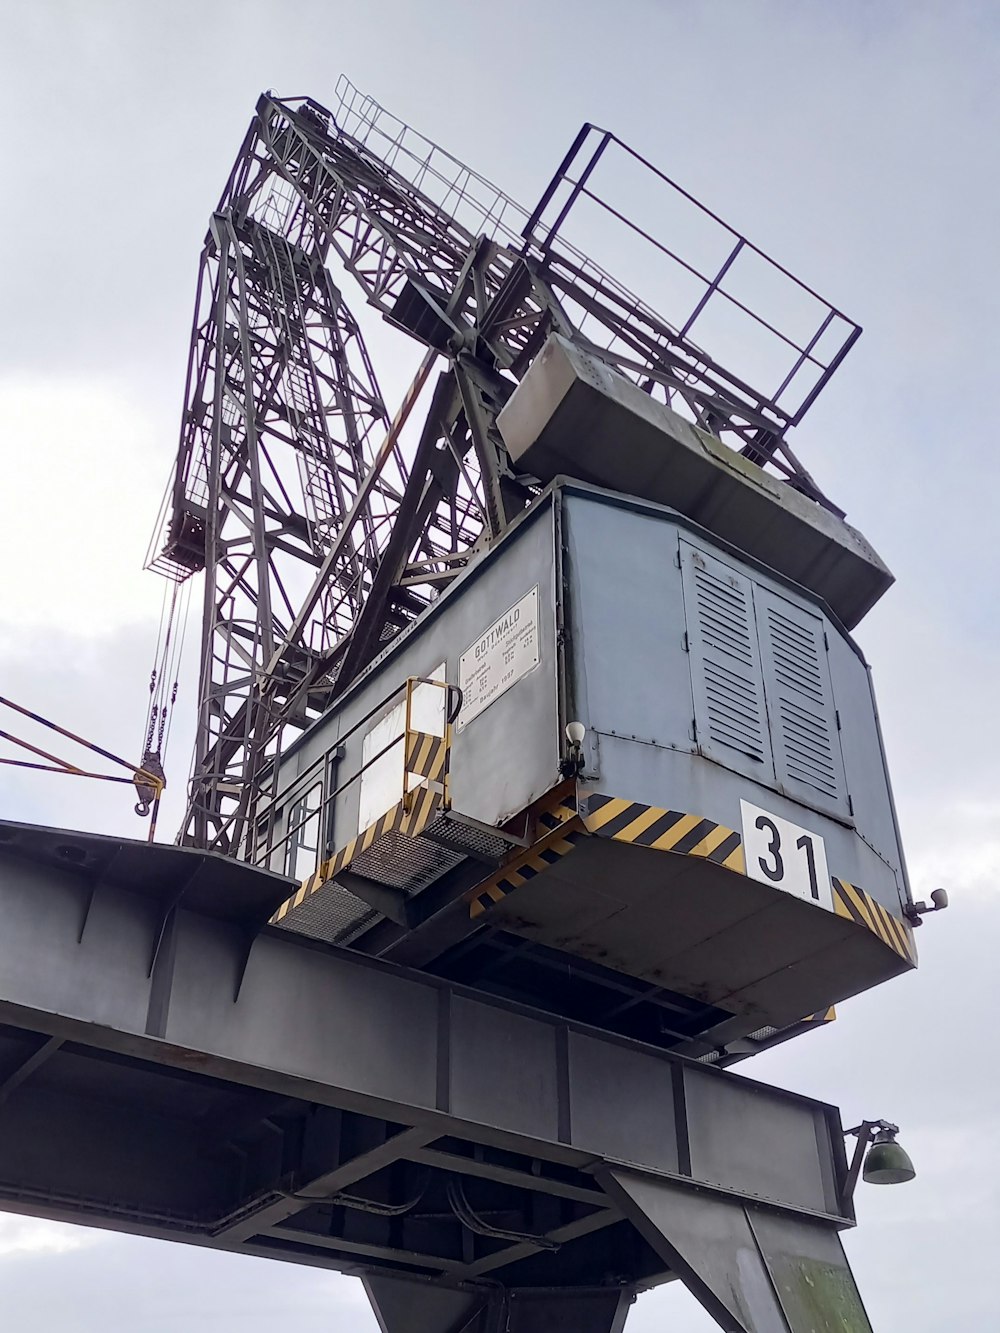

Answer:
[458,587,539,730]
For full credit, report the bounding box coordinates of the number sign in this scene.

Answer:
[739,800,832,911]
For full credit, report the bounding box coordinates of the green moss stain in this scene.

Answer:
[775,1257,874,1333]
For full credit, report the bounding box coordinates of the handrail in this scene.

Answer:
[252,676,461,873]
[267,675,460,813]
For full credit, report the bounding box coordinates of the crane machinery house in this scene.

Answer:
[256,337,911,1065]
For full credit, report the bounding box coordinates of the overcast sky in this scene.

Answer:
[1,1,997,1328]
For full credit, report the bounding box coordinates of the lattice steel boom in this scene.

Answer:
[151,77,860,851]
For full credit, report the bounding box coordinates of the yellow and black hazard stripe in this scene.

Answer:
[802,1006,836,1025]
[832,877,917,966]
[272,783,444,924]
[536,789,581,835]
[582,793,746,874]
[466,826,585,919]
[404,728,449,786]
[465,787,585,919]
[465,790,915,970]
[586,796,914,967]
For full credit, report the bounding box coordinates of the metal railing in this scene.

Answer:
[249,675,461,877]
[330,78,860,444]
[522,124,861,433]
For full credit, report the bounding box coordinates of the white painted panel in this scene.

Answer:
[358,667,445,832]
[740,800,833,912]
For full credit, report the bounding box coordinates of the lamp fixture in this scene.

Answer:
[904,886,949,926]
[560,721,586,777]
[844,1120,916,1200]
[565,721,586,746]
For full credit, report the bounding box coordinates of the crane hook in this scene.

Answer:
[134,750,166,817]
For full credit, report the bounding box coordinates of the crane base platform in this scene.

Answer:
[273,778,914,1064]
[0,819,874,1332]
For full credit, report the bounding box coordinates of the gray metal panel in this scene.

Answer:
[364,1276,486,1333]
[504,1290,633,1333]
[602,1170,871,1332]
[659,893,847,999]
[274,497,559,866]
[498,334,892,629]
[728,926,908,1028]
[0,1081,229,1219]
[268,481,905,942]
[560,488,904,915]
[365,1279,633,1333]
[0,859,155,1034]
[449,995,560,1141]
[750,1211,874,1333]
[682,1067,832,1214]
[562,494,694,760]
[679,529,852,819]
[0,835,852,1225]
[680,539,775,782]
[445,506,558,826]
[588,739,901,910]
[755,586,849,819]
[567,1031,679,1172]
[603,1171,789,1331]
[491,829,910,1035]
[826,631,907,913]
[168,913,441,1113]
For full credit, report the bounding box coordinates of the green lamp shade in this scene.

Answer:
[863,1132,916,1185]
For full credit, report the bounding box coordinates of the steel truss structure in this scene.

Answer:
[151,77,860,851]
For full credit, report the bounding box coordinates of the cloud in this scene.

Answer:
[0,371,195,839]
[0,1214,99,1259]
[0,621,197,838]
[0,1226,377,1331]
[0,374,164,641]
[905,800,1000,895]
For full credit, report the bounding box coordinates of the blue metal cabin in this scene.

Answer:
[255,336,914,1065]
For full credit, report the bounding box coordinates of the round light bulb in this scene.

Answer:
[565,721,586,746]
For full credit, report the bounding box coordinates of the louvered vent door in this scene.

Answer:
[680,542,775,782]
[755,588,849,818]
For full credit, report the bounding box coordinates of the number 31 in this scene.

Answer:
[754,815,820,900]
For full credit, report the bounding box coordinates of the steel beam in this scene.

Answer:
[214,1124,436,1242]
[601,1170,875,1333]
[364,1276,634,1333]
[0,827,850,1221]
[0,825,868,1330]
[0,1035,61,1105]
